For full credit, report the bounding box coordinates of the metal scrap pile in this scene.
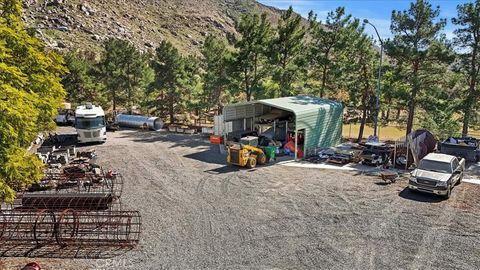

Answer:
[0,139,141,254]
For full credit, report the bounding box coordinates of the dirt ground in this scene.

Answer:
[2,128,480,270]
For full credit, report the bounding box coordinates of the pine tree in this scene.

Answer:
[308,7,357,98]
[232,13,273,101]
[98,38,148,113]
[452,0,480,136]
[62,52,105,106]
[385,0,451,136]
[201,35,230,112]
[150,41,186,123]
[346,31,379,142]
[270,6,306,97]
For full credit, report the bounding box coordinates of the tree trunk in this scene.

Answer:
[358,59,370,142]
[112,90,116,111]
[319,49,331,98]
[406,62,419,136]
[127,63,132,115]
[357,106,367,143]
[462,103,471,136]
[280,54,288,97]
[462,45,477,136]
[169,96,174,124]
[406,93,417,136]
[244,68,251,101]
[252,53,258,100]
[127,87,132,114]
[396,108,401,120]
[320,66,327,98]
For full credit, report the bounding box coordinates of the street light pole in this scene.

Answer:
[363,19,383,138]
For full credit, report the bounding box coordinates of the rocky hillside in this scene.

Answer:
[22,0,292,54]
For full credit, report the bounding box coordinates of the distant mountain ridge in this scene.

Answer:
[22,0,301,54]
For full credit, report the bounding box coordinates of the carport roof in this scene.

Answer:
[257,96,342,116]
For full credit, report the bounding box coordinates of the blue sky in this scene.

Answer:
[258,0,465,43]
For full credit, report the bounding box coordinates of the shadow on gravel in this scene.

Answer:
[205,165,240,174]
[0,244,134,259]
[398,187,445,203]
[374,181,391,186]
[184,148,226,165]
[119,129,211,148]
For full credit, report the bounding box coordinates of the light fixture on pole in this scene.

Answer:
[363,19,383,138]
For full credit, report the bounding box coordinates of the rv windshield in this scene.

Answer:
[76,116,105,129]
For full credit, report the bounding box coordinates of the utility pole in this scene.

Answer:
[364,19,383,138]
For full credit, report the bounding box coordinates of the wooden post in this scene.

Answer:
[252,104,255,131]
[406,140,409,170]
[273,120,276,140]
[294,130,298,161]
[285,120,288,142]
[393,140,397,169]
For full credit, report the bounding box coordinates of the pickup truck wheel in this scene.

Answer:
[445,185,451,199]
[457,175,462,185]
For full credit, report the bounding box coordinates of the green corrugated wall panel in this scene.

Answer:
[296,102,343,152]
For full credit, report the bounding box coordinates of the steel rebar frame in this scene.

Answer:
[0,209,140,247]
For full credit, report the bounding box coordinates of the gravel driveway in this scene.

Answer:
[3,129,480,269]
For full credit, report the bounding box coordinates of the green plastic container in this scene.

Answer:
[265,146,276,160]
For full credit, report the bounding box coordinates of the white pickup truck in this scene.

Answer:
[408,153,465,198]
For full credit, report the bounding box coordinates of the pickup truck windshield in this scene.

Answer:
[418,159,452,173]
[76,116,105,129]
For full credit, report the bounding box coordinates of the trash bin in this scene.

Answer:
[265,146,276,161]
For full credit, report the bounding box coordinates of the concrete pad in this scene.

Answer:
[278,160,381,172]
[463,178,480,185]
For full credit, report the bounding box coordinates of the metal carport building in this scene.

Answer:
[222,96,343,160]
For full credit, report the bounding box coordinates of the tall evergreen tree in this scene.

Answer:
[232,13,273,101]
[452,0,480,136]
[201,35,230,111]
[270,6,306,97]
[308,7,357,98]
[62,52,104,106]
[182,55,204,115]
[346,32,379,142]
[98,38,148,113]
[385,0,451,136]
[150,40,186,123]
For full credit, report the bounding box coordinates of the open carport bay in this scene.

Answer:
[3,129,480,269]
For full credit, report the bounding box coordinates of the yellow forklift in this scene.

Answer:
[227,136,267,168]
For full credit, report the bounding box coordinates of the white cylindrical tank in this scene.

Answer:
[116,114,164,131]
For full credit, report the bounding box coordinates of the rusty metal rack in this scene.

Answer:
[0,139,141,256]
[4,191,124,212]
[0,209,141,247]
[30,166,124,199]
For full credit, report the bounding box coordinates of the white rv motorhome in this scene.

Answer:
[75,103,107,143]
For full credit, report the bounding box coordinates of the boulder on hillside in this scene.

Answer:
[46,0,64,7]
[79,3,96,16]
